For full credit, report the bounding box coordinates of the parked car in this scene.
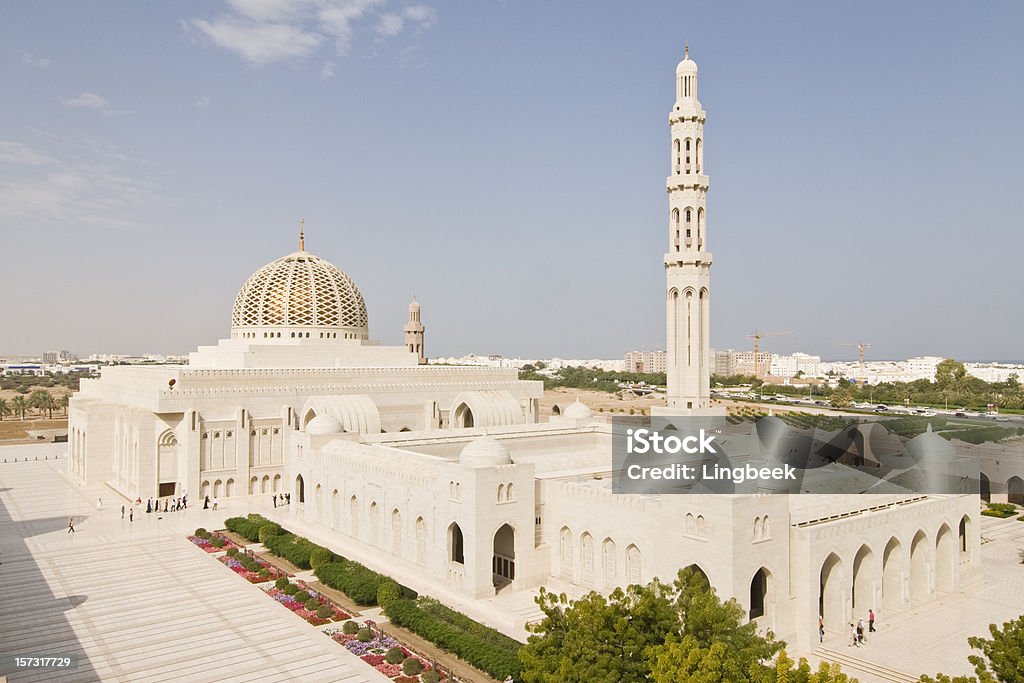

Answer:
[954,411,966,417]
[875,405,888,411]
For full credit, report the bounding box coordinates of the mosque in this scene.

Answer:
[67,47,982,651]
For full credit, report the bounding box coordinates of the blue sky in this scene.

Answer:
[1,1,1022,361]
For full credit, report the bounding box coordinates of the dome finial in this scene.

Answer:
[299,218,305,251]
[684,41,689,59]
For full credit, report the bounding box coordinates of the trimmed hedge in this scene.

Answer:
[384,598,522,679]
[314,559,383,605]
[264,533,320,570]
[224,514,280,542]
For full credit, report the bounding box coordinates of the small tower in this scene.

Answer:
[404,296,426,364]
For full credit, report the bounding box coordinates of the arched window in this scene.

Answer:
[559,527,573,579]
[350,496,359,536]
[295,474,304,504]
[249,476,258,495]
[959,515,969,553]
[416,517,426,565]
[602,538,617,587]
[750,567,769,620]
[626,544,641,584]
[671,208,680,251]
[697,208,704,249]
[685,138,692,173]
[448,522,465,564]
[581,533,594,584]
[507,482,515,501]
[697,515,706,536]
[392,508,402,556]
[695,138,702,173]
[673,138,681,174]
[369,501,380,546]
[686,513,696,535]
[497,483,505,502]
[225,478,234,497]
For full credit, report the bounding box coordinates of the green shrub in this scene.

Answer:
[421,670,440,683]
[195,527,209,538]
[210,536,226,548]
[377,578,401,608]
[356,627,373,643]
[226,547,239,557]
[309,547,336,570]
[314,559,384,605]
[385,647,406,665]
[258,567,270,579]
[275,577,290,590]
[258,523,283,544]
[264,533,323,570]
[402,658,424,676]
[982,509,1016,519]
[224,514,281,542]
[342,620,359,635]
[987,502,1017,513]
[316,604,332,619]
[293,591,310,604]
[384,598,522,679]
[304,597,320,611]
[283,583,299,596]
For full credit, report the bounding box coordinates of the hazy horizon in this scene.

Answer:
[2,2,1022,360]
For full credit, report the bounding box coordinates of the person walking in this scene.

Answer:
[273,494,277,508]
[67,517,76,533]
[182,493,188,509]
[849,623,859,647]
[121,504,125,519]
[129,507,134,522]
[868,609,876,632]
[856,619,865,645]
[203,495,210,510]
[212,497,219,511]
[146,499,152,513]
[96,498,103,511]
[818,615,825,643]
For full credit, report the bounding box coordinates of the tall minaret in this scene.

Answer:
[404,296,426,364]
[664,45,713,413]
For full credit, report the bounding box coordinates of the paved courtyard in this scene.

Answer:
[807,513,1024,682]
[0,444,386,683]
[4,442,1024,683]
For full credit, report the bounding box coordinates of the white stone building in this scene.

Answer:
[68,46,988,654]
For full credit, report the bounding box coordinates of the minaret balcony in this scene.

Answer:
[666,173,709,190]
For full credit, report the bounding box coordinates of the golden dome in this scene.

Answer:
[231,251,368,331]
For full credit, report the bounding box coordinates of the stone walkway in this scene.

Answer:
[0,446,387,683]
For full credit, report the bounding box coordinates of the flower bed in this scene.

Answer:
[219,553,289,584]
[322,623,440,681]
[261,580,352,625]
[187,533,238,553]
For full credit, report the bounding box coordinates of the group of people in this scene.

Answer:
[144,493,188,514]
[818,609,876,646]
[271,493,291,507]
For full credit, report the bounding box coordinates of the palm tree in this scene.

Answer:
[61,394,70,416]
[11,396,28,420]
[0,397,10,421]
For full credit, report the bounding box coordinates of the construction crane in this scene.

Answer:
[836,341,871,381]
[746,330,792,378]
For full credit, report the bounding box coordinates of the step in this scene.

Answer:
[814,646,919,683]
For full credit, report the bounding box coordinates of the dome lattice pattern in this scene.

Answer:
[231,252,368,329]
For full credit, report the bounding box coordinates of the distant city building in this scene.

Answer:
[624,350,666,374]
[769,352,821,378]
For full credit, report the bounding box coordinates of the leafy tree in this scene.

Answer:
[11,396,28,420]
[920,613,1024,682]
[829,387,854,408]
[771,650,857,682]
[0,397,10,421]
[648,568,783,682]
[61,394,70,416]
[519,581,677,682]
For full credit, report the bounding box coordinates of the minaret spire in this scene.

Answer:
[684,41,689,58]
[299,219,305,251]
